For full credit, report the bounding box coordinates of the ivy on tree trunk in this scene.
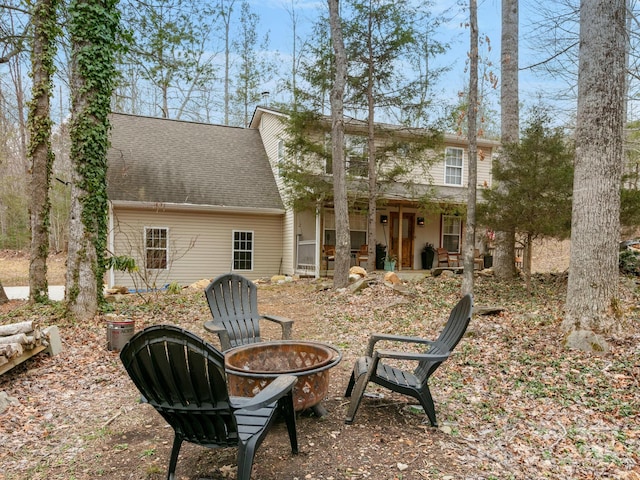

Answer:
[66,0,120,320]
[28,0,59,304]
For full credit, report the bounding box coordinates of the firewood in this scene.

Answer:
[0,333,29,346]
[0,342,24,358]
[0,321,35,337]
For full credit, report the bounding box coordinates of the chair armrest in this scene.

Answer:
[231,375,298,410]
[374,349,449,363]
[261,314,294,340]
[203,321,232,350]
[366,333,436,356]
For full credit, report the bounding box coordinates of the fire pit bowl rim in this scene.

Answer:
[224,340,342,377]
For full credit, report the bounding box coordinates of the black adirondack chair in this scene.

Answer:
[204,273,294,351]
[344,294,473,426]
[119,325,298,480]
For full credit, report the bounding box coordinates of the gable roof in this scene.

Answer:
[107,113,284,212]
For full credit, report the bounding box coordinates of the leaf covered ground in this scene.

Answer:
[0,272,639,480]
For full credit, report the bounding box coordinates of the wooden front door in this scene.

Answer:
[390,212,415,269]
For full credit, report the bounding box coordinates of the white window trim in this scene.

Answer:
[444,147,464,186]
[144,226,169,270]
[232,230,254,272]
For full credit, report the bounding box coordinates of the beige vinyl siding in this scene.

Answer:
[430,144,494,190]
[110,207,284,289]
[256,113,294,272]
[257,112,288,191]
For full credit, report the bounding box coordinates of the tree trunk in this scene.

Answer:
[366,8,377,274]
[462,0,478,296]
[563,0,626,351]
[28,0,57,303]
[328,0,350,288]
[66,184,99,320]
[494,0,519,280]
[0,281,8,305]
[66,0,118,321]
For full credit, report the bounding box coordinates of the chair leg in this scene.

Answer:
[344,371,356,397]
[237,439,259,480]
[344,365,373,425]
[280,393,299,454]
[417,385,438,427]
[166,434,183,480]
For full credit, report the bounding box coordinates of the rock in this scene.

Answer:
[349,266,367,278]
[383,271,401,285]
[565,329,610,353]
[271,275,287,283]
[188,279,211,290]
[0,391,19,414]
[106,285,129,295]
[348,278,370,293]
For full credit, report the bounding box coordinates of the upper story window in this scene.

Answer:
[345,135,368,177]
[145,227,168,269]
[233,230,253,271]
[324,134,333,174]
[445,147,464,186]
[324,135,368,177]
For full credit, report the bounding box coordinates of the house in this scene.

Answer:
[106,109,499,289]
[106,113,286,289]
[249,107,499,276]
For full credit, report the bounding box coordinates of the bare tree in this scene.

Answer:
[28,0,59,303]
[328,0,350,288]
[217,0,237,125]
[493,0,519,280]
[562,0,626,351]
[462,0,478,296]
[0,280,8,304]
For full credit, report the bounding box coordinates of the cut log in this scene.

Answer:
[0,333,29,345]
[0,345,47,376]
[0,321,36,336]
[0,343,24,358]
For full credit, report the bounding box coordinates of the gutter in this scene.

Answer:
[110,200,285,215]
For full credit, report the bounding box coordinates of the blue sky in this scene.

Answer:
[245,0,565,123]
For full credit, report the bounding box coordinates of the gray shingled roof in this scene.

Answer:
[107,113,284,211]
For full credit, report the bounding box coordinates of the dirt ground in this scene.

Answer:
[0,248,639,480]
[0,250,67,287]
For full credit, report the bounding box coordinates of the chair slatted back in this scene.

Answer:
[414,294,473,381]
[120,325,238,447]
[436,248,449,267]
[205,274,262,348]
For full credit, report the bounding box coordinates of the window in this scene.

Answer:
[442,216,461,253]
[324,133,333,174]
[145,227,168,269]
[345,135,368,177]
[445,147,464,186]
[233,231,253,270]
[323,135,368,176]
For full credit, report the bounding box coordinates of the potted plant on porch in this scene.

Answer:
[421,243,435,270]
[384,253,397,271]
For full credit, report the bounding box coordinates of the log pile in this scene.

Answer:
[0,321,59,375]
